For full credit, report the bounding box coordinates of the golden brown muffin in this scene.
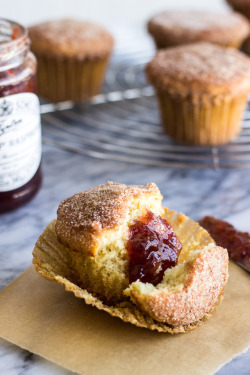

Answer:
[148,10,250,49]
[33,182,229,331]
[146,42,250,145]
[29,19,114,102]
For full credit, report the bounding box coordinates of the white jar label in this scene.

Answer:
[0,92,41,192]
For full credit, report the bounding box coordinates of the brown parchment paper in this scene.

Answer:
[0,262,249,375]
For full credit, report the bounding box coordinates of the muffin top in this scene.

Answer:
[146,42,250,97]
[148,11,250,47]
[55,182,163,256]
[29,19,114,59]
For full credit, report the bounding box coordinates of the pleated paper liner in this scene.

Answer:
[157,92,247,145]
[36,53,110,102]
[32,208,223,334]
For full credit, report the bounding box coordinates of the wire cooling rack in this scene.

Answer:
[41,50,250,169]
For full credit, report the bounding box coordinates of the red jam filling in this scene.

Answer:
[126,211,182,285]
[199,216,250,271]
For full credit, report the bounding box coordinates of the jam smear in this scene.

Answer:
[200,216,250,271]
[126,211,182,285]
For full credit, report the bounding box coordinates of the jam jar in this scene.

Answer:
[0,19,42,213]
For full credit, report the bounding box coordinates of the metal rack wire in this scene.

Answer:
[41,51,250,169]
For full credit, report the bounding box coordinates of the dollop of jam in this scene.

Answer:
[199,216,250,271]
[126,211,182,285]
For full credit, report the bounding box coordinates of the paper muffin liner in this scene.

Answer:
[32,208,225,334]
[36,53,111,103]
[156,91,248,145]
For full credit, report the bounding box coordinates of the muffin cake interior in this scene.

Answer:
[55,182,166,302]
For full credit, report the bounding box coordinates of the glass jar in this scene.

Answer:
[0,19,42,213]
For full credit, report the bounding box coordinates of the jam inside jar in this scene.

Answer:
[126,211,182,285]
[0,19,42,213]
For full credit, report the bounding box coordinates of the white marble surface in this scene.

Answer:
[0,0,250,373]
[0,143,250,375]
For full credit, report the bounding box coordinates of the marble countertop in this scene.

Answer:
[0,1,250,373]
[0,143,250,374]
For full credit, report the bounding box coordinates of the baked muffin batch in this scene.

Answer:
[29,5,250,147]
[146,9,250,145]
[31,5,250,332]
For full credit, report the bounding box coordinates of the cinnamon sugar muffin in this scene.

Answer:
[29,19,114,102]
[148,10,250,49]
[33,182,229,332]
[146,42,250,145]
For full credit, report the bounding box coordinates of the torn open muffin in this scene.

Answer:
[125,244,228,326]
[33,182,228,331]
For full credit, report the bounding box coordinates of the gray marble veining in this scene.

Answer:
[0,143,250,374]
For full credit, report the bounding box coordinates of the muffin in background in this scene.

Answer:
[147,11,250,49]
[146,42,250,146]
[29,19,114,103]
[226,0,250,52]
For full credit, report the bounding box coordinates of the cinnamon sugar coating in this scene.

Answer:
[127,245,228,326]
[29,19,114,59]
[56,182,162,257]
[148,11,250,48]
[146,42,250,97]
